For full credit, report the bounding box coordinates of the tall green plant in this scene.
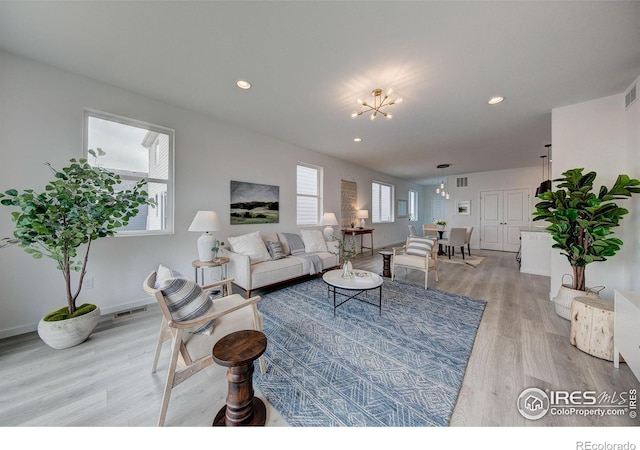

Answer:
[0,150,155,316]
[533,168,640,291]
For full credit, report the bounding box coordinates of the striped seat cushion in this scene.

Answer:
[406,237,436,257]
[156,265,215,335]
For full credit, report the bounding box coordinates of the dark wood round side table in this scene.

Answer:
[212,329,267,426]
[379,251,393,277]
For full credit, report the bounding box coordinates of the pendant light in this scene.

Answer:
[435,164,450,199]
[536,144,552,197]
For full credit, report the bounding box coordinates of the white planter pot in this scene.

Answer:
[552,275,603,320]
[37,307,101,349]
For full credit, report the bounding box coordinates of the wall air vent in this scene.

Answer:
[456,177,468,188]
[625,83,637,109]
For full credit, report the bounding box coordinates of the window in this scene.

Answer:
[409,190,418,221]
[372,181,394,223]
[297,163,322,225]
[84,109,174,235]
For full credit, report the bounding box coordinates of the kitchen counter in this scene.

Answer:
[520,229,552,276]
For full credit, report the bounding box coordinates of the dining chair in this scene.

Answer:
[441,227,467,259]
[465,226,474,256]
[422,223,438,238]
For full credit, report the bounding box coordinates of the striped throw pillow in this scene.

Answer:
[156,266,215,335]
[267,240,286,260]
[406,237,435,257]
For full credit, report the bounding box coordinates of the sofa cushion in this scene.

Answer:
[276,233,292,255]
[228,230,271,264]
[155,264,215,335]
[250,257,306,290]
[300,229,328,253]
[406,237,436,257]
[266,240,286,260]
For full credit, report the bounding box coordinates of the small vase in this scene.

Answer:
[342,261,353,279]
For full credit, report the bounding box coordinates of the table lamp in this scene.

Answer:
[320,212,339,241]
[188,210,222,262]
[357,210,369,228]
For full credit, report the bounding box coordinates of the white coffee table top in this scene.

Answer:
[322,269,383,290]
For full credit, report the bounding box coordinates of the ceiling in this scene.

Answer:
[1,1,639,185]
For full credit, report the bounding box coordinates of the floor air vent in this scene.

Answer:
[114,306,147,318]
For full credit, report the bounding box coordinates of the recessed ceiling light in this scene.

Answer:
[353,137,362,142]
[236,80,251,90]
[488,96,504,105]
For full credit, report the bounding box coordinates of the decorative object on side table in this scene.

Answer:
[211,239,225,262]
[320,212,339,241]
[0,149,155,349]
[331,238,356,279]
[188,210,222,262]
[534,168,640,320]
[435,219,447,230]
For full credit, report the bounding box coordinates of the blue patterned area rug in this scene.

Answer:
[254,277,486,426]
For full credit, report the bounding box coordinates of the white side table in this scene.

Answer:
[192,257,230,288]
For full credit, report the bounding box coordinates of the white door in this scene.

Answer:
[480,188,529,252]
[431,199,445,223]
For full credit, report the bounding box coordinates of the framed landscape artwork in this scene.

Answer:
[230,180,280,224]
[456,200,471,215]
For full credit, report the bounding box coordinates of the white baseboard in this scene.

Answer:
[0,297,157,340]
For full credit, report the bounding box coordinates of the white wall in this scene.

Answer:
[423,166,541,249]
[0,50,424,337]
[624,76,640,291]
[551,91,640,300]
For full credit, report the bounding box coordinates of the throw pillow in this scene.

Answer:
[300,229,328,253]
[227,230,271,264]
[277,233,292,255]
[267,240,286,260]
[406,237,436,257]
[155,265,215,335]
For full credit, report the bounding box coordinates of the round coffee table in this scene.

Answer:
[322,269,384,316]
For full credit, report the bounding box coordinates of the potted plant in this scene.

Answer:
[533,168,640,319]
[0,150,155,348]
[331,238,357,278]
[211,239,225,262]
[435,219,447,230]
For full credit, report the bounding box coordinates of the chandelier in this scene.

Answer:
[351,88,403,120]
[436,164,450,199]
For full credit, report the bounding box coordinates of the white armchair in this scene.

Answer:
[143,268,265,426]
[391,236,438,289]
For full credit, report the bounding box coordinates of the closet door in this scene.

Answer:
[480,190,503,251]
[480,188,529,252]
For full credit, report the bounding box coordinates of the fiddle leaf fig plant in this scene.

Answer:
[0,150,155,318]
[533,168,640,292]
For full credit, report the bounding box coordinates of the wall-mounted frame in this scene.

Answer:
[397,199,408,218]
[230,180,280,224]
[456,200,471,216]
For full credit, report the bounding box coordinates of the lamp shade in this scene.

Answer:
[320,212,339,226]
[188,210,221,232]
[356,210,368,228]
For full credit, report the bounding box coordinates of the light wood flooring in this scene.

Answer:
[1,246,638,428]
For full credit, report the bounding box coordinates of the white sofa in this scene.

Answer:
[223,230,339,298]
